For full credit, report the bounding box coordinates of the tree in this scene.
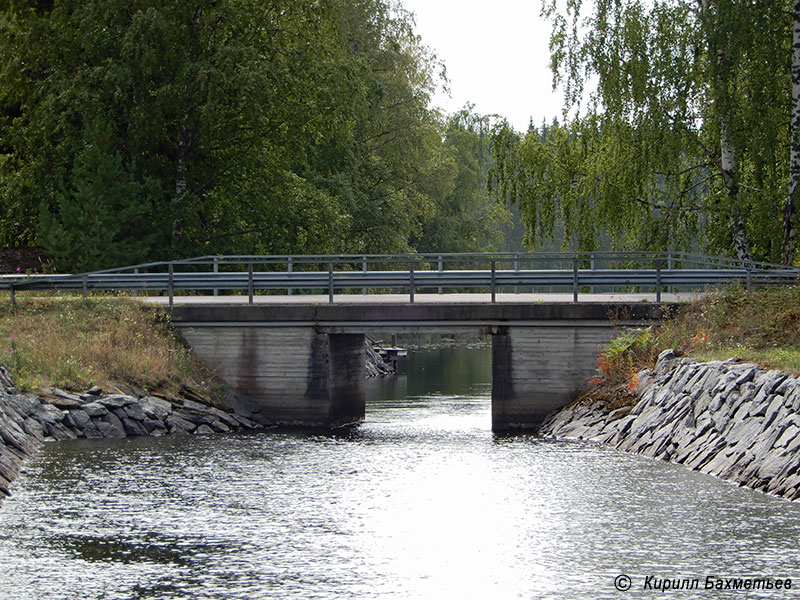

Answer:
[0,0,450,270]
[416,107,509,253]
[40,119,156,271]
[300,0,448,254]
[492,0,796,263]
[783,3,800,264]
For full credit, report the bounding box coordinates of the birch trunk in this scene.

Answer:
[171,120,189,249]
[701,0,753,262]
[720,124,753,262]
[782,2,800,265]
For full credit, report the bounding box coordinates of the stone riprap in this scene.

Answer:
[539,350,800,501]
[365,341,394,377]
[0,368,261,500]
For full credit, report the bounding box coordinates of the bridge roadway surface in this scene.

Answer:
[147,291,700,307]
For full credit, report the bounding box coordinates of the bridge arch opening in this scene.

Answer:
[365,336,493,431]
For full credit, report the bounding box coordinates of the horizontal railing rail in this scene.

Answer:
[1,252,797,306]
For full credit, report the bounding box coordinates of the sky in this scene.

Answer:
[399,0,565,132]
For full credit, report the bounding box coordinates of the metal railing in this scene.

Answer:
[0,252,797,306]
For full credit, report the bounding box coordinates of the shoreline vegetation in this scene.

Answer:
[0,297,221,401]
[586,285,800,408]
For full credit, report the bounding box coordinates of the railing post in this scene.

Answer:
[409,260,415,304]
[362,256,367,295]
[213,256,219,297]
[328,262,334,304]
[747,267,752,292]
[82,274,88,300]
[590,252,596,294]
[573,258,579,303]
[168,263,174,308]
[438,255,443,295]
[514,253,519,294]
[491,260,496,303]
[656,259,662,303]
[248,262,254,304]
[9,284,14,307]
[133,268,139,297]
[287,257,292,296]
[667,252,674,294]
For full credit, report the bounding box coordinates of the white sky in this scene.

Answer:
[400,0,565,132]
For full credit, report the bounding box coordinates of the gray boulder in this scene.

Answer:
[139,396,172,420]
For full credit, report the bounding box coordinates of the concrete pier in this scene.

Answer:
[178,327,365,427]
[491,326,617,431]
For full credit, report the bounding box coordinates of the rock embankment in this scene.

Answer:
[365,341,394,377]
[539,350,800,501]
[0,369,261,499]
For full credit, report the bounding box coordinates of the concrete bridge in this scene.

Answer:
[170,301,671,432]
[3,251,793,431]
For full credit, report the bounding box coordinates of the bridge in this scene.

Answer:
[2,252,797,431]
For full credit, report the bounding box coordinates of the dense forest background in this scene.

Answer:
[0,0,515,271]
[1,0,799,271]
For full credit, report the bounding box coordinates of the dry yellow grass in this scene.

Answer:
[0,296,218,395]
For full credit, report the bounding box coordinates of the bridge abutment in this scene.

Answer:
[491,326,617,431]
[178,327,365,427]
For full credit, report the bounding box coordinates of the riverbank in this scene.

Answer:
[0,297,220,398]
[539,350,800,501]
[0,367,262,500]
[0,297,402,499]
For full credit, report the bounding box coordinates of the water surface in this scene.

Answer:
[1,346,798,599]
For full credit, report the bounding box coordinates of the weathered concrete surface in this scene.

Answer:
[327,334,367,425]
[539,350,800,501]
[171,301,672,328]
[492,326,618,430]
[177,327,366,428]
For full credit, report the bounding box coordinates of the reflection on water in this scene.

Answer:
[1,346,799,599]
[367,343,492,401]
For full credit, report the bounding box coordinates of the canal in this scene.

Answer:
[0,345,799,599]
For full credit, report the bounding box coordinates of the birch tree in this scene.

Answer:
[493,0,796,263]
[783,3,800,264]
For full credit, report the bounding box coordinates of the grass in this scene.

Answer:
[0,296,220,397]
[655,284,800,374]
[586,285,800,404]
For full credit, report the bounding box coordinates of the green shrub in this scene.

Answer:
[594,285,800,390]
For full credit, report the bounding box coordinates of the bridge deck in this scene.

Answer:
[167,298,677,332]
[145,291,701,306]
